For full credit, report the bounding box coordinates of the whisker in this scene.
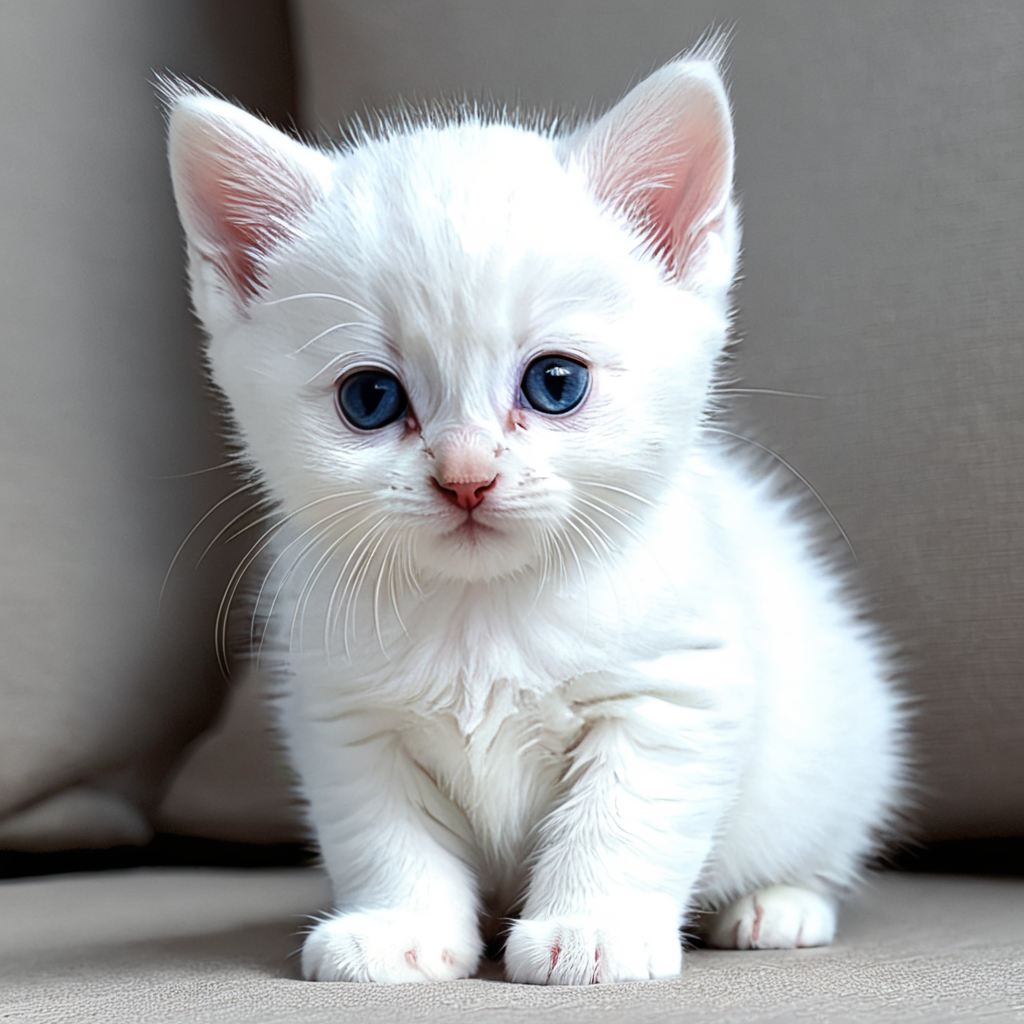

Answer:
[214,492,373,672]
[257,291,376,320]
[217,520,298,675]
[533,531,551,608]
[564,515,604,568]
[304,341,385,386]
[706,426,856,560]
[159,483,262,612]
[576,491,642,523]
[152,460,240,480]
[715,387,823,400]
[571,508,617,555]
[575,480,657,508]
[324,514,392,659]
[196,498,277,567]
[252,509,355,657]
[549,527,568,588]
[370,529,399,658]
[292,510,381,652]
[220,493,375,549]
[570,510,625,636]
[340,520,393,659]
[386,535,410,639]
[406,533,425,598]
[528,527,557,610]
[257,523,351,667]
[575,495,644,545]
[328,528,380,660]
[292,321,363,355]
[559,525,590,636]
[216,550,264,677]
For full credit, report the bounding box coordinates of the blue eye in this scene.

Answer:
[337,369,408,430]
[520,355,590,415]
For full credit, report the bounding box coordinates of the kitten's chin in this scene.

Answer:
[416,521,538,583]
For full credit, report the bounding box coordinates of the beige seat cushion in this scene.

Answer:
[1,868,1022,1022]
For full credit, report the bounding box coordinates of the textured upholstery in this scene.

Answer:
[2,868,1022,1022]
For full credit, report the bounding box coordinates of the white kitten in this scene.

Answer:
[166,51,905,985]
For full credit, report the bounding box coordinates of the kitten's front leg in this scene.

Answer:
[506,684,737,985]
[294,716,483,983]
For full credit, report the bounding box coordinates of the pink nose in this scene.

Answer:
[432,476,498,510]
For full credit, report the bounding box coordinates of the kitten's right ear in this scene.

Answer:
[163,82,333,311]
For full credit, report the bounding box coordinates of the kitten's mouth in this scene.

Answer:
[446,513,496,544]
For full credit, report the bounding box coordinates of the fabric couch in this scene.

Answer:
[2,2,1022,1020]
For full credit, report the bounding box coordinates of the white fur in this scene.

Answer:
[166,54,905,986]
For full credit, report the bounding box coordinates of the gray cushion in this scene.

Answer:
[0,0,294,851]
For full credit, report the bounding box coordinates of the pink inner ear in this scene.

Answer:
[171,106,326,303]
[188,159,303,300]
[587,74,733,282]
[643,114,732,279]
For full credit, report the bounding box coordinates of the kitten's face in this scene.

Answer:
[167,62,736,585]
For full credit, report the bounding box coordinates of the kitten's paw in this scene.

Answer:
[505,915,682,985]
[705,885,837,950]
[301,909,482,982]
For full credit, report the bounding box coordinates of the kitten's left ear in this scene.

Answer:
[563,58,738,292]
[164,83,334,313]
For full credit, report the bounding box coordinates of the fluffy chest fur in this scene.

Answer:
[401,685,581,913]
[269,461,760,917]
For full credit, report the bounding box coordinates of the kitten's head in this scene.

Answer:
[166,56,737,586]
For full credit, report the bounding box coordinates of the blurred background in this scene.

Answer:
[1,0,1022,872]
